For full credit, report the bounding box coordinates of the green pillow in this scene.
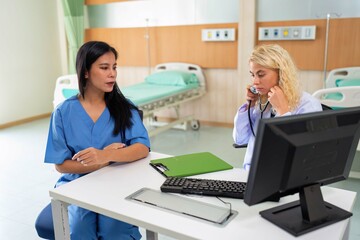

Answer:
[335,79,360,87]
[145,70,199,86]
[62,89,79,98]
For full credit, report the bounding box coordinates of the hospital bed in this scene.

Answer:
[312,67,360,152]
[312,67,360,110]
[324,66,360,88]
[53,62,206,137]
[312,86,360,109]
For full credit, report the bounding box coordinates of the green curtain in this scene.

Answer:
[62,0,84,74]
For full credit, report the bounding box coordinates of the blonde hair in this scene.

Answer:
[249,44,300,110]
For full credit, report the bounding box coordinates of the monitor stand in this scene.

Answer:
[259,183,352,236]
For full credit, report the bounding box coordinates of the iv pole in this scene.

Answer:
[322,12,341,87]
[145,18,151,75]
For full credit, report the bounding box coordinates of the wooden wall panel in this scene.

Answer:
[85,28,149,67]
[256,18,360,71]
[85,23,238,69]
[327,18,360,70]
[256,20,326,71]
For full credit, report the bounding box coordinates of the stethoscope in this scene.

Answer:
[248,86,275,137]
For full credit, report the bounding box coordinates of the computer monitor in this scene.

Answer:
[244,107,360,236]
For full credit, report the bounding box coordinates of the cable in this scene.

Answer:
[248,99,270,137]
[248,100,256,137]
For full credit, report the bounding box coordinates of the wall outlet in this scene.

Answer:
[258,25,316,41]
[202,28,236,42]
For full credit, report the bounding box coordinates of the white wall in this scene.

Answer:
[86,0,359,29]
[86,0,239,28]
[257,0,360,21]
[0,0,64,125]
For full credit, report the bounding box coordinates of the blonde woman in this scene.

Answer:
[233,44,322,170]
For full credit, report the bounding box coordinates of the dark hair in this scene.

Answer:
[76,41,137,137]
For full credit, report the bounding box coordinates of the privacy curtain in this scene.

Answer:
[62,0,84,74]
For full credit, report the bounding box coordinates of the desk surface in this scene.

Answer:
[50,152,357,240]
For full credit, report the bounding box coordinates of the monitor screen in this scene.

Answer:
[244,107,360,236]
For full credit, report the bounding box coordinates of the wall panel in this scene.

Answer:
[256,18,360,71]
[327,18,360,70]
[256,19,326,70]
[85,23,238,68]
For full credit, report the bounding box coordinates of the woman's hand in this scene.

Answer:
[72,147,108,167]
[268,86,290,115]
[56,143,144,174]
[72,143,127,166]
[246,85,258,108]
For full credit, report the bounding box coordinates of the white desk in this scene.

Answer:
[50,152,357,240]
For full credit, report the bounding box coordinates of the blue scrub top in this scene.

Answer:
[44,95,150,186]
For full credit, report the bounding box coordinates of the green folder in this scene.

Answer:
[149,152,233,177]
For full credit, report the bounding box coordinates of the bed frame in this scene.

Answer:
[52,62,206,137]
[312,86,360,109]
[53,74,78,109]
[313,66,360,152]
[325,67,360,88]
[140,62,206,137]
[313,66,360,109]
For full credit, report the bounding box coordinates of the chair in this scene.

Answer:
[35,203,54,240]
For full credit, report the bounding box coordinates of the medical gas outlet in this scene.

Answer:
[202,28,236,42]
[258,26,316,41]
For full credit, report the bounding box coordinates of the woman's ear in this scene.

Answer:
[85,71,89,79]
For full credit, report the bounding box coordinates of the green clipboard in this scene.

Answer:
[149,152,233,177]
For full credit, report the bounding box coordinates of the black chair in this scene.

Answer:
[35,203,54,240]
[321,103,333,111]
[232,143,248,148]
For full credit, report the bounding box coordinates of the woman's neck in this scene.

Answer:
[80,89,105,105]
[259,95,268,104]
[78,93,106,123]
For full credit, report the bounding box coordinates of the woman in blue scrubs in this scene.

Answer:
[44,41,150,239]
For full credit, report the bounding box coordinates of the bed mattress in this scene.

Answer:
[121,82,200,106]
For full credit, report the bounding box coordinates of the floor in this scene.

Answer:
[0,118,359,240]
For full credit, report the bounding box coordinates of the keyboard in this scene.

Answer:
[160,177,246,199]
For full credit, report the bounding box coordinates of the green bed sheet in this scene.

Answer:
[121,82,200,106]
